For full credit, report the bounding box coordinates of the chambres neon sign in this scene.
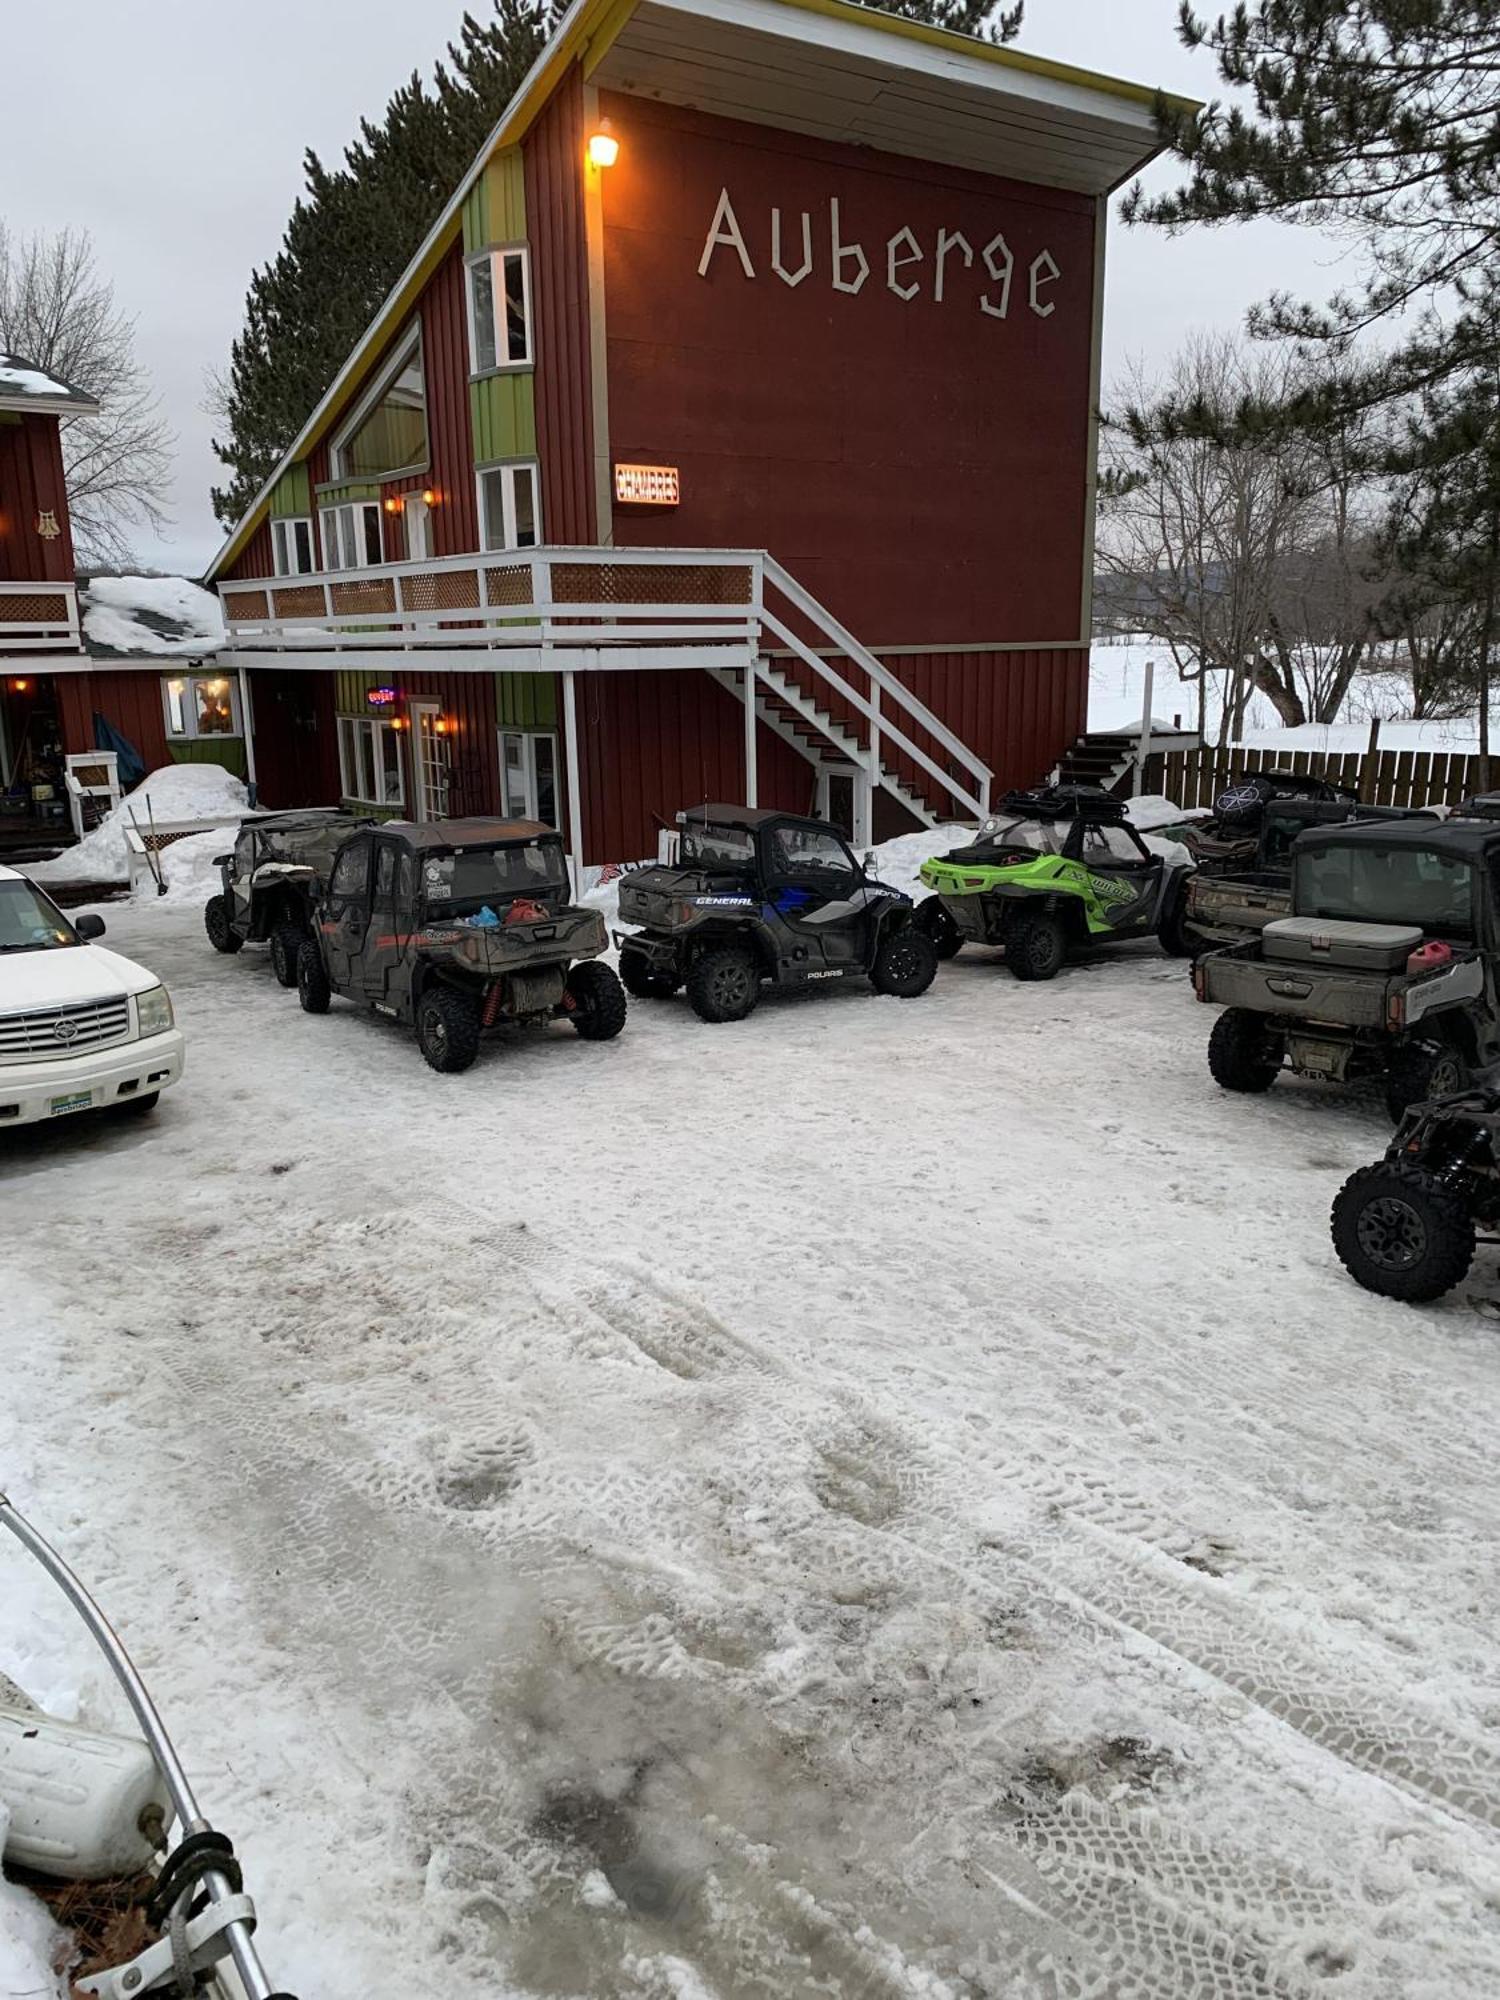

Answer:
[696,188,1062,320]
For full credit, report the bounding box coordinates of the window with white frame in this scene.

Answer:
[271,516,315,576]
[467,247,532,374]
[329,330,428,481]
[320,501,383,572]
[337,715,404,809]
[478,462,541,553]
[162,674,241,741]
[499,728,558,828]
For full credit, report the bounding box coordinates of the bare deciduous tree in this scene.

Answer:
[0,224,173,566]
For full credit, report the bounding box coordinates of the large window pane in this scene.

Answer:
[195,677,234,736]
[501,731,527,817]
[480,469,506,553]
[469,257,498,373]
[533,733,557,828]
[334,338,427,480]
[502,252,529,364]
[380,725,403,805]
[512,465,537,548]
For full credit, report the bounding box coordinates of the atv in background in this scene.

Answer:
[1161,798,1438,958]
[296,818,625,1071]
[916,786,1190,981]
[1331,1084,1500,1302]
[615,804,936,1022]
[204,808,358,985]
[1176,769,1360,874]
[1196,816,1500,1120]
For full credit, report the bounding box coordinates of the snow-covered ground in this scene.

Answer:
[4,847,1500,1998]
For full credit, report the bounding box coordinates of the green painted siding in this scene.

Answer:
[462,147,527,254]
[168,739,248,780]
[269,464,311,518]
[495,673,557,729]
[314,480,381,507]
[334,668,391,714]
[471,372,538,466]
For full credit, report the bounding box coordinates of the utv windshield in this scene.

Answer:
[1297,844,1474,936]
[970,815,1064,856]
[681,824,755,866]
[419,841,568,917]
[0,878,80,953]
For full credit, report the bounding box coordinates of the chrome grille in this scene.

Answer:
[0,994,132,1062]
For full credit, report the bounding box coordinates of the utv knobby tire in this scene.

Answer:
[619,946,680,1000]
[567,960,628,1041]
[871,926,939,998]
[1331,1163,1475,1303]
[1383,1042,1467,1125]
[1157,880,1199,960]
[417,986,482,1073]
[914,896,964,961]
[1207,1008,1283,1094]
[297,942,331,1016]
[687,943,760,1023]
[204,896,243,955]
[1005,911,1068,982]
[269,922,305,989]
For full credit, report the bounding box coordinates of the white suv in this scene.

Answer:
[0,866,185,1128]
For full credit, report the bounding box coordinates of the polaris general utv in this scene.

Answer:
[1197,817,1500,1121]
[1330,1084,1500,1303]
[296,818,626,1071]
[204,808,358,984]
[916,786,1189,980]
[615,804,937,1022]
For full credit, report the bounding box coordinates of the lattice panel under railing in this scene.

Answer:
[402,568,482,612]
[0,592,69,623]
[549,563,754,606]
[222,589,269,622]
[484,565,533,608]
[330,577,397,617]
[270,585,327,619]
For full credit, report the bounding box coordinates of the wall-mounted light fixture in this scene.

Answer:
[10,678,30,694]
[383,495,404,515]
[421,487,439,508]
[588,119,619,169]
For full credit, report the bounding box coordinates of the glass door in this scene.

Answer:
[410,700,449,821]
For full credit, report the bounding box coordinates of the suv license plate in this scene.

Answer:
[1300,1047,1339,1075]
[49,1090,94,1117]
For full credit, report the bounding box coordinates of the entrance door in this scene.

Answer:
[816,765,858,840]
[410,700,449,821]
[405,495,432,562]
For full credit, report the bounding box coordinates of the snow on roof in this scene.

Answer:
[80,574,227,661]
[0,352,98,413]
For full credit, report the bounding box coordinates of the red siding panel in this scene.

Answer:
[0,415,75,580]
[399,669,500,818]
[55,669,171,769]
[525,66,596,546]
[226,517,274,583]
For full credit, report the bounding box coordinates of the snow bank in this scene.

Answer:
[0,1804,67,1997]
[81,575,226,657]
[31,764,247,885]
[131,829,234,908]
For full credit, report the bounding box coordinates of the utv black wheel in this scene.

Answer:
[618,946,680,1000]
[296,942,331,1016]
[566,960,628,1041]
[204,896,242,955]
[1331,1164,1475,1303]
[1207,1007,1283,1093]
[686,943,760,1023]
[417,986,482,1073]
[1383,1043,1467,1125]
[1157,881,1198,959]
[914,896,963,961]
[1005,911,1067,982]
[871,926,939,997]
[269,922,305,989]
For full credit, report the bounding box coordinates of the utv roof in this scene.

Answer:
[1295,817,1500,864]
[376,817,556,849]
[681,804,798,830]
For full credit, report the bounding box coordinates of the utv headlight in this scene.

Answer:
[135,985,174,1037]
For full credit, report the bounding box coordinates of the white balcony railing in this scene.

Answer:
[0,579,82,652]
[216,544,993,826]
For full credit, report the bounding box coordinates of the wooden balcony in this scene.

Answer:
[0,579,82,652]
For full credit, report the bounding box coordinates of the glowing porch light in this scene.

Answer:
[588,121,619,169]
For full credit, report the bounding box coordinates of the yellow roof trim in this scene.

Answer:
[208,0,1191,581]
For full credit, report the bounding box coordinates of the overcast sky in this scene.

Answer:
[0,0,1349,578]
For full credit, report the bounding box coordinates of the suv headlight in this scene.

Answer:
[135,985,174,1037]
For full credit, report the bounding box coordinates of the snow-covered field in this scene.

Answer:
[4,853,1500,1998]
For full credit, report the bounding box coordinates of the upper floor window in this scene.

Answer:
[320,501,383,572]
[467,247,532,375]
[163,674,241,741]
[330,329,427,482]
[271,517,315,576]
[478,461,541,552]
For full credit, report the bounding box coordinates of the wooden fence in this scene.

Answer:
[1147,742,1491,812]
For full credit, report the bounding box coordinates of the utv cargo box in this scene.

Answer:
[1262,917,1422,974]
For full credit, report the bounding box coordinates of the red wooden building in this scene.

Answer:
[201,0,1180,874]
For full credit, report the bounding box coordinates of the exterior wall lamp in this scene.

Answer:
[421,486,439,508]
[383,495,403,514]
[588,120,619,169]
